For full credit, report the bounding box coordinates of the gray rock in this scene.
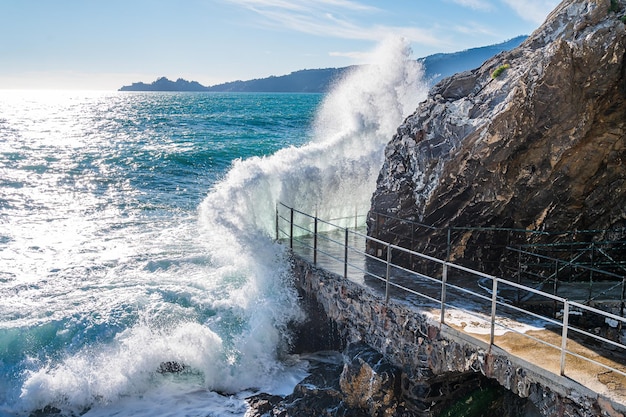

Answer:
[368,0,626,270]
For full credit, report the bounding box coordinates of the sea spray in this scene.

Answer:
[202,36,427,234]
[193,32,428,398]
[193,34,429,397]
[16,234,301,414]
[194,37,429,398]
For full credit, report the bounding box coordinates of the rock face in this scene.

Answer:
[368,0,626,268]
[339,343,403,417]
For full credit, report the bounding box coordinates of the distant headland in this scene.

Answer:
[119,36,527,93]
[118,77,210,92]
[118,68,349,93]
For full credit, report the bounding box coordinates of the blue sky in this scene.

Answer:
[0,0,560,90]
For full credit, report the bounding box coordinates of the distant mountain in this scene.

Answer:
[119,77,209,92]
[205,67,353,93]
[119,36,528,93]
[420,35,527,84]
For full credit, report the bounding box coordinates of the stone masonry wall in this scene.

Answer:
[291,256,625,417]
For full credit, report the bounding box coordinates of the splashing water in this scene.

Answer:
[193,35,426,399]
[200,36,427,233]
[3,37,427,417]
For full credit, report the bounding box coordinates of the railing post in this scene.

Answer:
[440,263,448,326]
[553,258,559,295]
[619,277,626,317]
[375,212,379,239]
[275,205,279,241]
[385,243,392,304]
[517,248,522,304]
[589,242,595,301]
[410,223,414,269]
[560,299,570,376]
[290,208,294,250]
[554,259,559,316]
[490,278,498,348]
[313,216,318,265]
[344,228,349,279]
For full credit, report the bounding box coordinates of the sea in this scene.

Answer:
[0,39,427,417]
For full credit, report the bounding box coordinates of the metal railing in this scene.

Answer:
[368,211,626,307]
[276,202,626,380]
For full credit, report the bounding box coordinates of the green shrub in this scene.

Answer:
[491,63,510,79]
[439,387,501,417]
[621,15,626,23]
[610,0,620,13]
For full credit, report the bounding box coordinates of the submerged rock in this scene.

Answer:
[245,352,345,417]
[368,0,626,270]
[245,343,535,417]
[245,344,405,417]
[157,361,188,374]
[339,342,403,417]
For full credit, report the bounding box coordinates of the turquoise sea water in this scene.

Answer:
[0,91,321,416]
[0,39,427,417]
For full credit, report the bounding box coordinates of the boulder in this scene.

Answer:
[339,343,403,417]
[368,0,626,272]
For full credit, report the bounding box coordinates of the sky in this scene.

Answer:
[0,0,561,90]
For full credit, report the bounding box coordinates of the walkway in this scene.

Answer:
[276,203,626,410]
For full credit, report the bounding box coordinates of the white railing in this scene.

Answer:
[276,202,626,380]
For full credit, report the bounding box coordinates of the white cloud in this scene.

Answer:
[453,21,497,37]
[450,0,493,11]
[329,50,369,60]
[314,0,380,12]
[226,0,379,13]
[502,0,560,24]
[224,0,446,47]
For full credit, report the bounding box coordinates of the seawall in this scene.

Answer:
[290,256,625,417]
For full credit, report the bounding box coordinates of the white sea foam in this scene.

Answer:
[434,308,546,336]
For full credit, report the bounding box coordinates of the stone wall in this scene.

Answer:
[291,256,624,417]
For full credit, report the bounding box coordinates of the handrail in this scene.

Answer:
[371,209,626,236]
[507,246,625,280]
[276,202,626,382]
[368,206,626,307]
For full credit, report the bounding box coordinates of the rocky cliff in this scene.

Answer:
[368,0,626,269]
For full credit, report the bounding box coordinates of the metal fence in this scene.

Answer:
[368,211,626,308]
[276,202,626,380]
